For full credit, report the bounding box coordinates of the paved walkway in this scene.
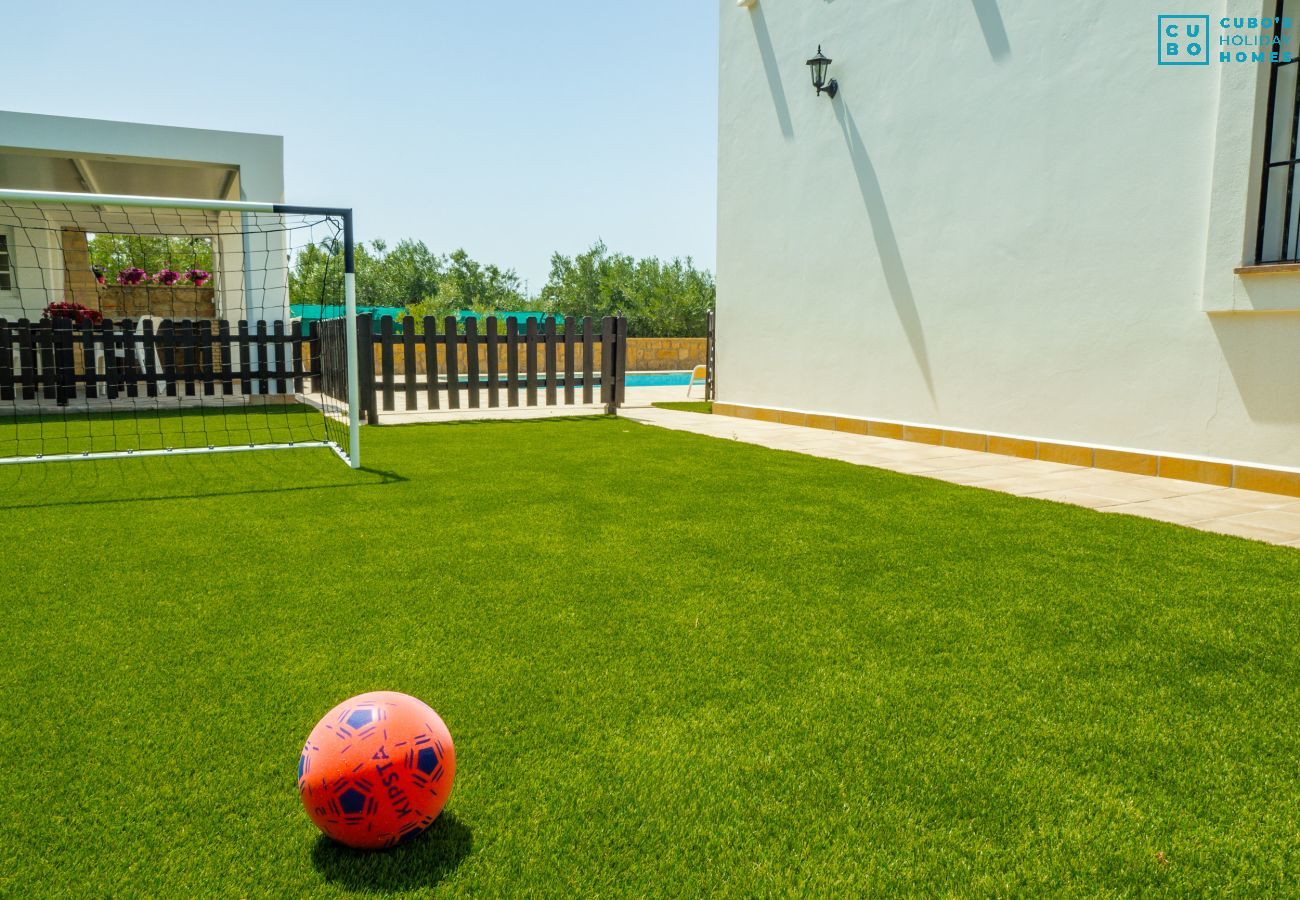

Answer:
[315,383,690,425]
[622,407,1300,548]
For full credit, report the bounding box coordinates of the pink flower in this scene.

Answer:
[44,301,103,325]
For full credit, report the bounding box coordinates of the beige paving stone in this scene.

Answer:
[895,445,975,459]
[799,446,877,463]
[1009,489,1127,509]
[874,461,963,476]
[621,408,1300,547]
[931,461,1082,481]
[906,453,1016,471]
[1206,488,1298,511]
[812,437,884,454]
[1211,508,1300,535]
[945,478,1046,496]
[960,475,1112,498]
[1098,502,1209,526]
[1106,490,1291,523]
[834,456,930,472]
[993,458,1089,476]
[1024,479,1217,506]
[1195,518,1300,544]
[923,466,1036,485]
[1049,468,1150,486]
[1146,479,1227,496]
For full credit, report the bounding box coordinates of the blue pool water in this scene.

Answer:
[625,371,697,387]
[432,371,698,387]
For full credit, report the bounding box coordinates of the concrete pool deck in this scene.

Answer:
[329,383,691,425]
[621,406,1300,548]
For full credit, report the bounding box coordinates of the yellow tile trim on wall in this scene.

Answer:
[710,403,1300,499]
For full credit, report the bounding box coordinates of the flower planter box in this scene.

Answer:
[97,285,216,320]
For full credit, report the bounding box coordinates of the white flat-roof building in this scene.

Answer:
[0,111,286,322]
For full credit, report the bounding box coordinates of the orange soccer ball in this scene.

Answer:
[297,691,456,850]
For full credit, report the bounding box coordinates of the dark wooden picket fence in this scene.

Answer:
[0,316,311,404]
[339,313,628,424]
[1,314,630,421]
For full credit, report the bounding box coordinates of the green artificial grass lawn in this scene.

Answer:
[1,409,1299,896]
[651,401,712,414]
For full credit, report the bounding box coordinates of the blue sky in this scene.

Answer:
[6,0,719,292]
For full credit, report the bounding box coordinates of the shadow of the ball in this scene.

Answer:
[310,811,473,892]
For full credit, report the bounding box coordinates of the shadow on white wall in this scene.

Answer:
[1210,316,1300,426]
[971,0,1012,62]
[833,94,935,401]
[749,5,794,141]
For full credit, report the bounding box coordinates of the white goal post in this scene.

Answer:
[0,188,361,469]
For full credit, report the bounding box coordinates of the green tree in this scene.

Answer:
[288,236,712,337]
[288,240,345,306]
[289,237,443,309]
[288,239,527,317]
[401,259,537,333]
[87,234,214,278]
[440,249,527,311]
[539,242,714,337]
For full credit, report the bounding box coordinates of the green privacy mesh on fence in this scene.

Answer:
[290,304,405,334]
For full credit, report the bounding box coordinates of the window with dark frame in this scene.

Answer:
[0,233,13,292]
[1255,0,1300,263]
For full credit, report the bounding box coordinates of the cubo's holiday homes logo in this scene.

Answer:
[1158,15,1209,64]
[1158,14,1294,66]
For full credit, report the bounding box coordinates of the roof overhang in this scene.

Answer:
[0,110,284,203]
[0,147,240,201]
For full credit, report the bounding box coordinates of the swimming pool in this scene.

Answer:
[625,371,699,387]
[405,371,699,388]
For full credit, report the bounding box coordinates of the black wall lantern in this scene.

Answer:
[806,46,838,99]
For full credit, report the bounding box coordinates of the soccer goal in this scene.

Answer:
[0,189,361,468]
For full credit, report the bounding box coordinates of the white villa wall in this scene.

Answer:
[717,0,1300,469]
[0,214,60,318]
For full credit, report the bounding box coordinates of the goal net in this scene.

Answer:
[0,190,360,468]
